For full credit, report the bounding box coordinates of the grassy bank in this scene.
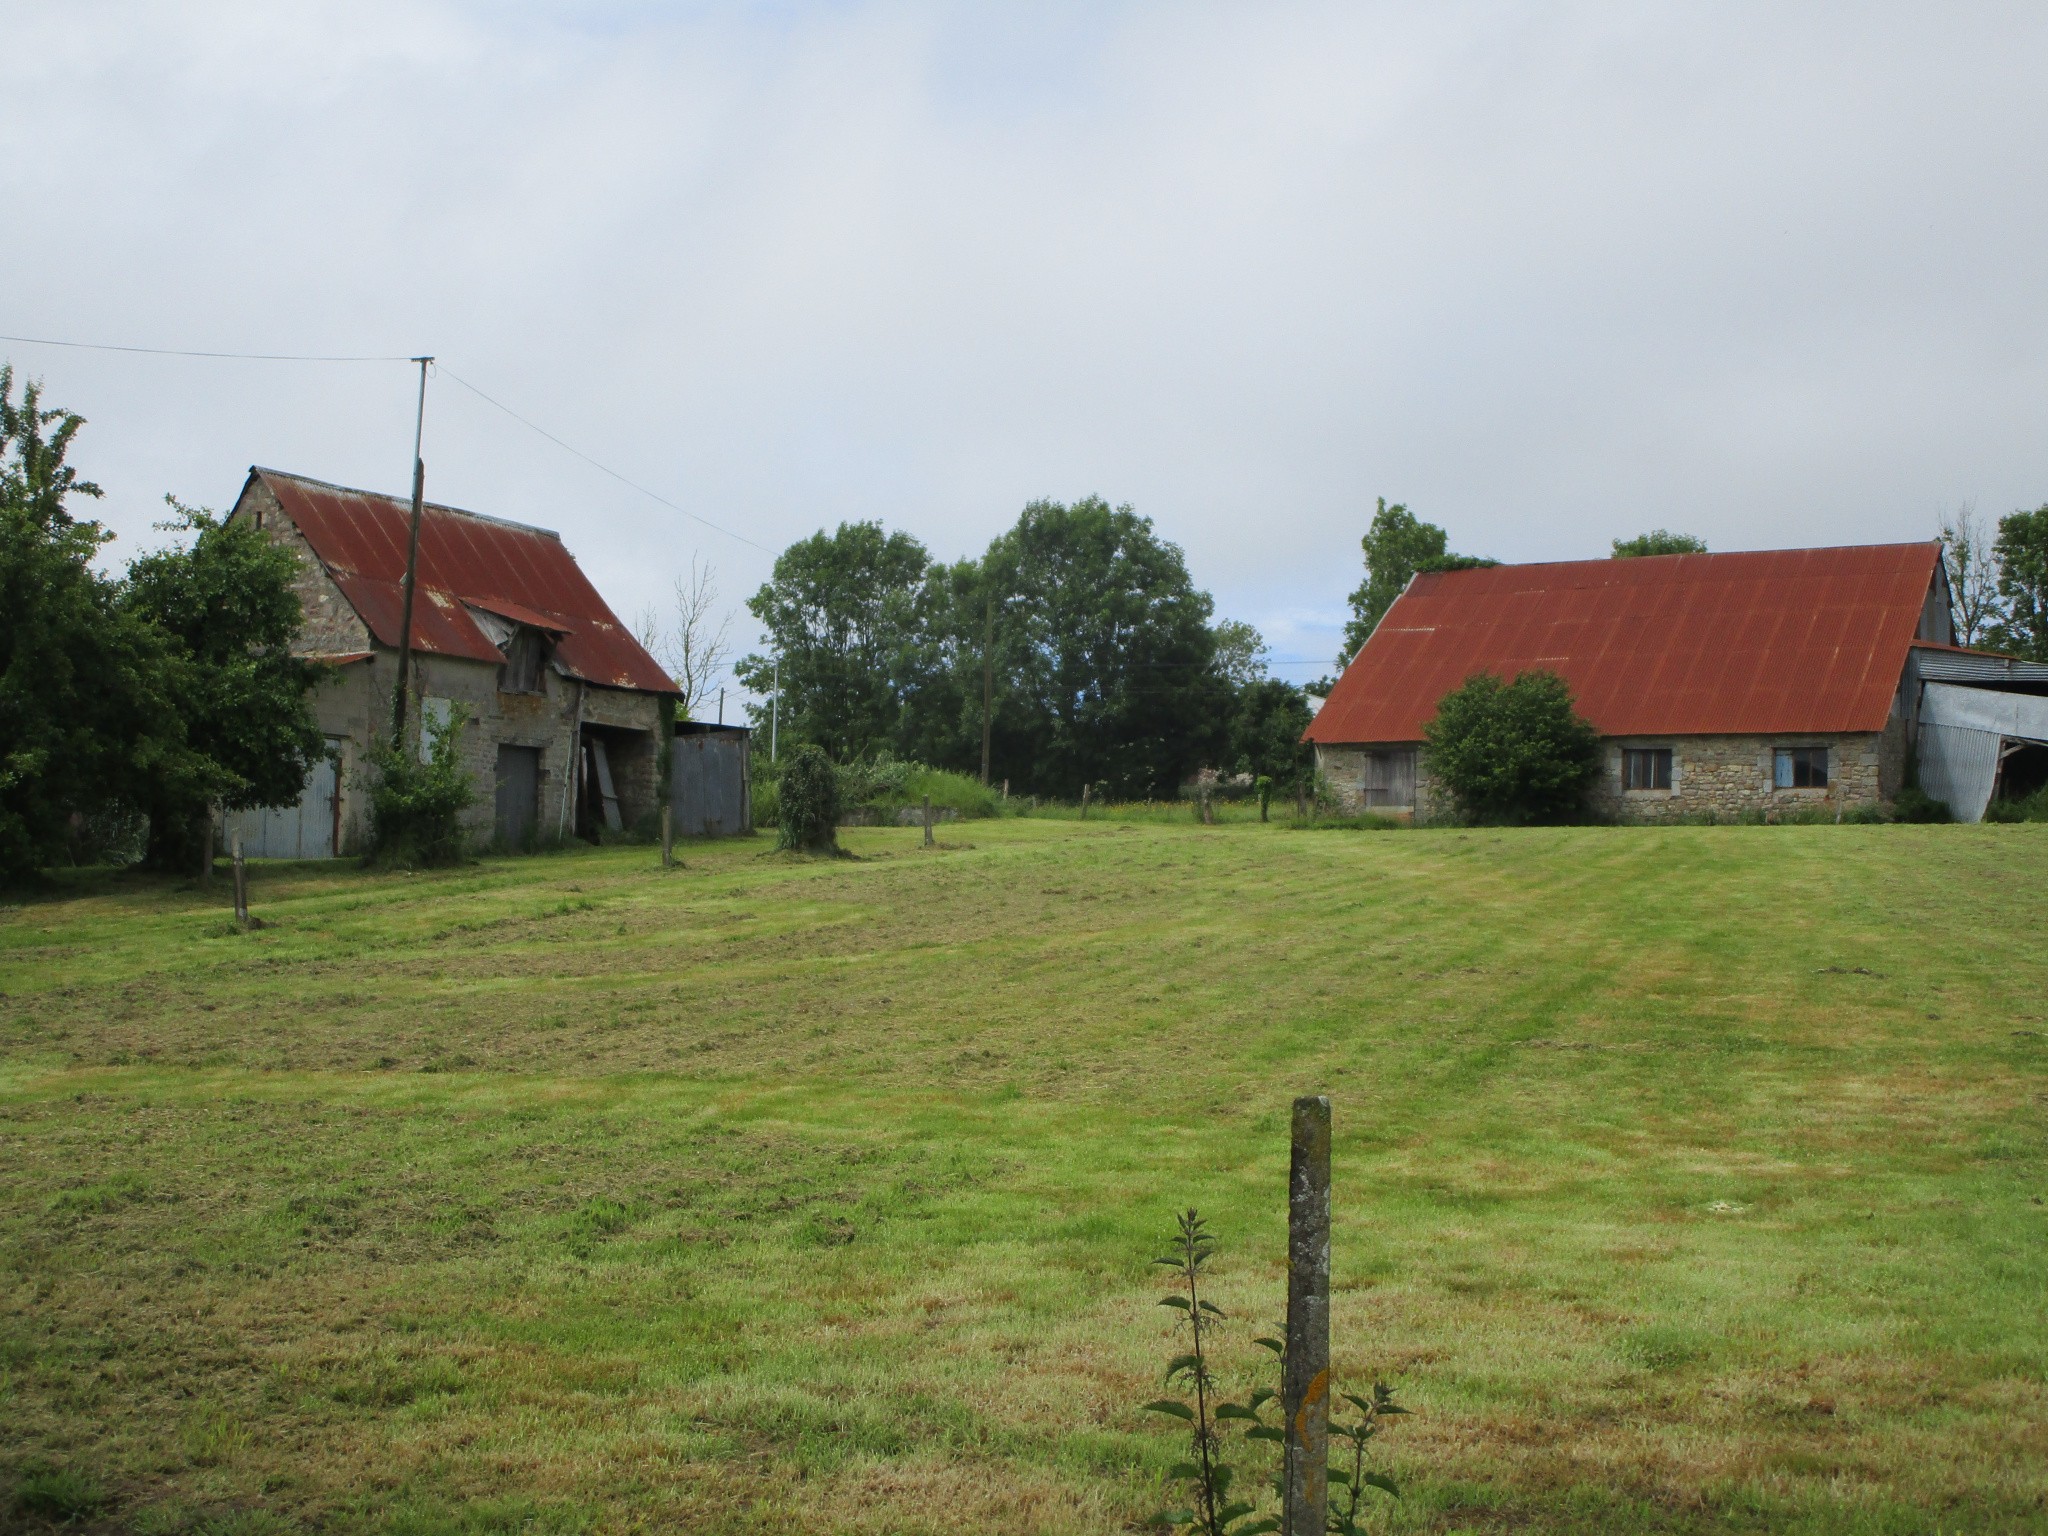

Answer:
[2,819,2045,1533]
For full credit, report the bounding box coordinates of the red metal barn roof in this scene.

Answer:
[1305,543,1942,744]
[251,468,677,695]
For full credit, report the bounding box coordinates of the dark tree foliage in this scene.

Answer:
[0,369,184,883]
[774,743,841,853]
[1612,530,1707,557]
[1991,505,2048,662]
[746,499,1277,800]
[1339,499,1494,669]
[1227,677,1315,791]
[888,554,997,773]
[977,497,1228,800]
[120,499,327,871]
[735,521,932,761]
[1421,669,1601,825]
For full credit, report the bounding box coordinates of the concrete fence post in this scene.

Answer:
[1283,1094,1331,1536]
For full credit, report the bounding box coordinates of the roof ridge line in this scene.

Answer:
[250,465,562,540]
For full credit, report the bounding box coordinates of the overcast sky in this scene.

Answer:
[6,1,2046,693]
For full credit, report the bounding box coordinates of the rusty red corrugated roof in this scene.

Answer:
[1305,542,1942,744]
[251,468,677,695]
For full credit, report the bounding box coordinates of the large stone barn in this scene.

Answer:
[1306,542,2048,823]
[223,467,680,857]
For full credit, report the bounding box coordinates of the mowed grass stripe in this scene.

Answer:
[2,818,2045,1532]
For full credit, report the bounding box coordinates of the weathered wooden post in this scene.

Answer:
[1284,1094,1331,1536]
[922,793,934,849]
[1081,783,1089,820]
[231,831,249,931]
[661,802,673,868]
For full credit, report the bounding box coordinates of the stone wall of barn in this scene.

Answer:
[1319,725,1904,824]
[266,588,664,855]
[232,479,372,656]
[1587,730,1893,822]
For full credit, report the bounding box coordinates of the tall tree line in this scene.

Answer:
[735,497,1314,799]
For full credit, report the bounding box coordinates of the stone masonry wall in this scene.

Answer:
[232,479,371,657]
[1320,730,1898,824]
[1587,732,1888,822]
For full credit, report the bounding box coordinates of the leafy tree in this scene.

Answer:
[0,369,185,883]
[1227,677,1314,791]
[735,522,931,760]
[1991,505,2048,662]
[1611,530,1706,557]
[976,497,1227,799]
[120,499,327,871]
[1339,499,1494,668]
[888,554,1003,776]
[1939,504,2002,648]
[1421,669,1601,825]
[1211,619,1267,688]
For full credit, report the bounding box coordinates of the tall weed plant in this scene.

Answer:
[1144,1209,1406,1535]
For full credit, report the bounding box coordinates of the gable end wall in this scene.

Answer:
[232,478,372,656]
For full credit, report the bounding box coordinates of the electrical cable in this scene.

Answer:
[437,367,772,554]
[0,328,773,555]
[0,332,412,362]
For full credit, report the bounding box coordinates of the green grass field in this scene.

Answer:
[3,819,2044,1534]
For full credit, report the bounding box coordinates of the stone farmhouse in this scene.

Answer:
[223,467,680,858]
[1306,542,2048,823]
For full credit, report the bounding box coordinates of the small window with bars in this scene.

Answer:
[1773,746,1828,789]
[1622,747,1672,791]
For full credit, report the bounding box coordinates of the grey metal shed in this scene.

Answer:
[669,723,753,837]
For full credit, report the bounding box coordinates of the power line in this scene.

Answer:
[1,328,774,556]
[437,367,772,555]
[0,331,412,363]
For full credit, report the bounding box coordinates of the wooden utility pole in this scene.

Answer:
[980,592,994,786]
[1283,1095,1332,1536]
[391,355,433,740]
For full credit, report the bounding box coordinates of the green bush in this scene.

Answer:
[1984,785,2048,823]
[365,710,475,868]
[835,752,914,809]
[900,766,998,819]
[1888,785,1954,823]
[775,744,840,853]
[1422,669,1601,825]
